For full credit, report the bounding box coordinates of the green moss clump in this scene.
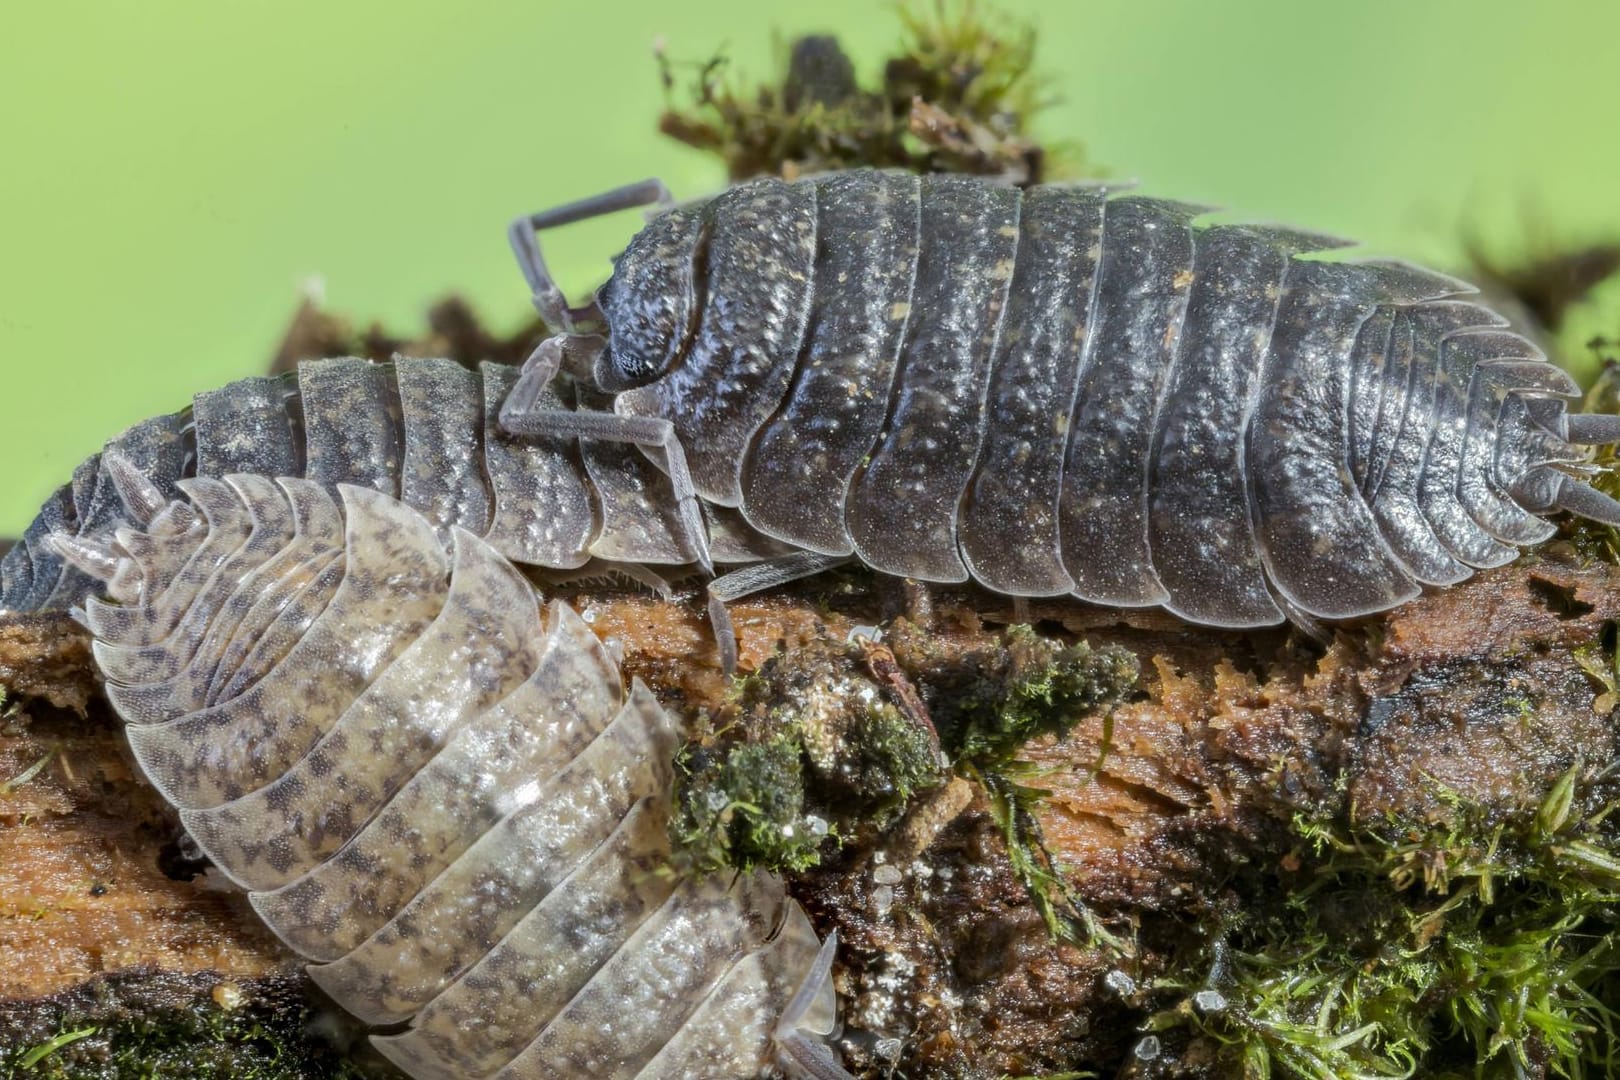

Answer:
[672,731,824,875]
[656,0,1083,184]
[0,973,382,1080]
[959,629,1140,947]
[669,624,1139,886]
[670,637,946,876]
[839,697,945,812]
[936,624,1140,769]
[1142,765,1620,1077]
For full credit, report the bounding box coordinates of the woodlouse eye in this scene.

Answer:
[593,341,673,392]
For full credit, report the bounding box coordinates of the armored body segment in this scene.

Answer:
[635,901,834,1080]
[193,375,302,479]
[1405,302,1521,568]
[478,360,598,569]
[1361,309,1472,585]
[0,539,31,611]
[847,174,1021,581]
[18,489,73,613]
[1247,260,1466,616]
[959,183,1108,596]
[87,478,253,650]
[373,794,679,1080]
[300,678,677,1019]
[298,357,402,495]
[396,358,493,540]
[1059,196,1203,607]
[90,475,294,693]
[250,600,622,962]
[1146,225,1317,626]
[96,412,192,514]
[616,178,819,507]
[740,170,921,555]
[120,486,450,808]
[579,385,701,565]
[492,872,784,1079]
[195,479,345,705]
[180,526,542,895]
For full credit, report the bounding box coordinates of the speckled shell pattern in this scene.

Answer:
[599,170,1596,626]
[0,356,789,614]
[75,476,837,1079]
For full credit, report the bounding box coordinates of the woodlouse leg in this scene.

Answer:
[706,552,851,673]
[502,337,713,582]
[508,178,672,332]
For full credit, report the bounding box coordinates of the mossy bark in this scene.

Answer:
[4,550,1619,1076]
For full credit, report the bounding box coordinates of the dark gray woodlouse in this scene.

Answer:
[498,168,1620,649]
[0,355,796,617]
[61,471,850,1080]
[13,170,1620,663]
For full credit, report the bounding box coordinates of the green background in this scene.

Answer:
[3,0,1619,532]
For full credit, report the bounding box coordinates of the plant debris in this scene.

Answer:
[656,0,1084,185]
[671,633,948,876]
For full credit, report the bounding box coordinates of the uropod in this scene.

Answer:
[499,168,1620,665]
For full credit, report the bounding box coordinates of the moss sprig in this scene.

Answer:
[1146,764,1620,1077]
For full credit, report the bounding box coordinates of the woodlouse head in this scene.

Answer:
[594,203,706,391]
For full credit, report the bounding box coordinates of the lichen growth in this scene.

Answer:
[656,0,1083,184]
[1137,764,1620,1077]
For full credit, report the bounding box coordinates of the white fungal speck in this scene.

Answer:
[1103,969,1136,997]
[871,885,894,916]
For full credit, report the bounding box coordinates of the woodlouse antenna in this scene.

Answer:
[508,178,673,332]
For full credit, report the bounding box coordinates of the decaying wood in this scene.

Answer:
[2,542,1616,1076]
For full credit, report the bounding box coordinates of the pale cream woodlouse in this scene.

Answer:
[57,467,851,1079]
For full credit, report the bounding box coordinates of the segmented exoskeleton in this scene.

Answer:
[0,356,792,619]
[59,472,849,1080]
[12,170,1620,659]
[498,168,1620,650]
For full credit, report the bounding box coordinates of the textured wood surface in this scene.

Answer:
[2,547,1617,1075]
